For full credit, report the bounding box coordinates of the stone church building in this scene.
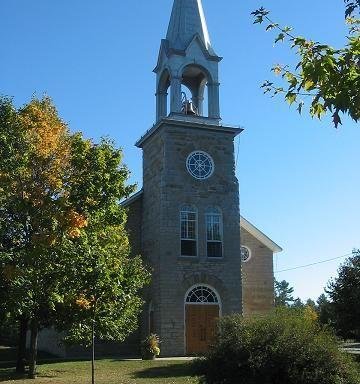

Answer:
[37,0,282,358]
[122,0,282,356]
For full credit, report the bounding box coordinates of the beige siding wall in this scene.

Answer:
[241,228,274,315]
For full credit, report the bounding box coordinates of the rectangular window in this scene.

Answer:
[206,211,223,258]
[181,208,197,256]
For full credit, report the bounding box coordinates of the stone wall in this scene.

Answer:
[141,120,242,356]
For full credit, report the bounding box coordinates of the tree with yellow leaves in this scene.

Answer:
[0,96,149,380]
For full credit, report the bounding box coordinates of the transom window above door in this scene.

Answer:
[186,285,219,304]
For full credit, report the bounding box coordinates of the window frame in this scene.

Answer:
[241,245,252,263]
[180,204,198,257]
[205,207,224,259]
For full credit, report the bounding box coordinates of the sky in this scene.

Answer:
[1,0,359,301]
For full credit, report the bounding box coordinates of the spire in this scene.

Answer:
[166,0,215,55]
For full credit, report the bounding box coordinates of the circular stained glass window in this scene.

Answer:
[241,246,251,263]
[186,151,214,180]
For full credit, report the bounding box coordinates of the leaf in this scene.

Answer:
[304,80,315,91]
[332,111,343,128]
[266,23,278,31]
[310,102,326,119]
[275,33,285,43]
[272,65,283,76]
[297,101,304,115]
[285,72,298,88]
[285,92,297,105]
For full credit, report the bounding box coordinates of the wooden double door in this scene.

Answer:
[185,304,219,355]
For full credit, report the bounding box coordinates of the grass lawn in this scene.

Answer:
[0,359,199,384]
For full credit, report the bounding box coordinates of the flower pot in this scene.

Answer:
[141,352,156,360]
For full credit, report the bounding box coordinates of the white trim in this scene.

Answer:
[186,151,214,180]
[240,216,283,253]
[183,284,222,355]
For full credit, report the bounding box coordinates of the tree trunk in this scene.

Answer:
[92,317,95,384]
[28,319,39,379]
[16,316,28,374]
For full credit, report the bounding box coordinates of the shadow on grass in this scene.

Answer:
[0,368,28,382]
[133,362,195,379]
[0,369,59,382]
[0,347,17,363]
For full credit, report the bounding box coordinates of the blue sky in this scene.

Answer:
[1,0,359,301]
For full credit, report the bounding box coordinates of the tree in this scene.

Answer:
[252,3,359,127]
[55,220,150,384]
[326,249,360,340]
[0,96,149,379]
[0,96,72,374]
[274,279,294,306]
[316,293,335,327]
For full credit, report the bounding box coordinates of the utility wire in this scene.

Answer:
[275,253,353,273]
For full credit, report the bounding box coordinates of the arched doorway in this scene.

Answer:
[185,285,220,355]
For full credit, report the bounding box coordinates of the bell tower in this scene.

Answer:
[154,0,222,121]
[136,0,242,356]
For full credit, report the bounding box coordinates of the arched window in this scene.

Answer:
[180,205,197,257]
[206,207,223,258]
[186,285,219,304]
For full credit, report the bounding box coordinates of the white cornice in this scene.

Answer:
[240,216,283,253]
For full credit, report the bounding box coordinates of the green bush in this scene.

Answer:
[194,307,359,384]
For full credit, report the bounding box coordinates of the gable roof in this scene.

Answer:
[240,216,283,253]
[121,190,283,254]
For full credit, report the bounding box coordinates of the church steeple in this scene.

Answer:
[166,0,215,55]
[154,0,222,123]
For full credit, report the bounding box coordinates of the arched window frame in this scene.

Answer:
[180,205,198,257]
[205,207,223,258]
[185,284,221,307]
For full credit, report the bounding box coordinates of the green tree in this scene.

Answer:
[316,293,335,327]
[56,221,150,384]
[326,249,360,340]
[0,96,71,375]
[0,97,148,379]
[274,279,294,306]
[252,3,359,127]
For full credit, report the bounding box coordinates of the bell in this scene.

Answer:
[182,100,197,115]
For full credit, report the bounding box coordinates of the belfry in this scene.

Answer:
[154,0,221,121]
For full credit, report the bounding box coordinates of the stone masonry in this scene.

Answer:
[139,117,242,356]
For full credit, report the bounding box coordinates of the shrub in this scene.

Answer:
[194,307,359,384]
[140,334,161,358]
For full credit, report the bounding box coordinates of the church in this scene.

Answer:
[36,0,282,358]
[122,0,282,356]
